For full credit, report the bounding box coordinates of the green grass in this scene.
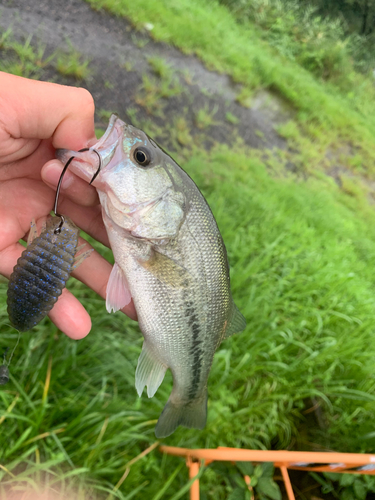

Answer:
[86,0,375,175]
[2,147,375,497]
[2,2,375,497]
[148,56,173,80]
[0,30,90,82]
[194,105,219,130]
[56,45,91,80]
[0,32,53,79]
[225,112,239,125]
[135,59,184,116]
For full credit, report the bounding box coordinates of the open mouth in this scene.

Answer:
[56,115,124,184]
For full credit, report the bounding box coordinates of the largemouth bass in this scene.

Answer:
[58,115,246,437]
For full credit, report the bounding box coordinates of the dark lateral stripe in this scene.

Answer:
[185,299,203,399]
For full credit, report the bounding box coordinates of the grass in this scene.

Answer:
[0,29,90,82]
[56,45,91,80]
[134,57,184,116]
[236,86,253,108]
[2,2,375,498]
[85,0,375,176]
[0,32,53,79]
[2,147,375,497]
[225,112,239,125]
[194,104,218,130]
[148,56,172,80]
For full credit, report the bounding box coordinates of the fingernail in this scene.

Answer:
[42,161,74,189]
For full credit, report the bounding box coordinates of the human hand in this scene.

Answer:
[0,72,137,339]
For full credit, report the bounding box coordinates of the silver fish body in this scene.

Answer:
[59,115,246,437]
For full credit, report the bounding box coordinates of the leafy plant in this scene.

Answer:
[311,471,375,499]
[206,461,281,500]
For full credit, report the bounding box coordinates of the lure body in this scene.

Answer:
[7,217,81,332]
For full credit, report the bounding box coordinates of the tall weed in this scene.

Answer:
[219,0,374,84]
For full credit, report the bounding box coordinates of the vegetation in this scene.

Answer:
[0,32,90,81]
[312,0,375,36]
[55,44,91,80]
[220,0,375,74]
[2,146,375,497]
[194,105,218,130]
[0,31,53,79]
[135,58,184,116]
[209,461,282,500]
[310,470,375,498]
[2,0,375,498]
[87,0,375,156]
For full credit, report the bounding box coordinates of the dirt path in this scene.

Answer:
[0,0,288,151]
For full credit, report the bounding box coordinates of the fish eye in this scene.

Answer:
[133,146,152,167]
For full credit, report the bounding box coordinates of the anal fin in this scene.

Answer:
[135,342,167,398]
[106,263,132,313]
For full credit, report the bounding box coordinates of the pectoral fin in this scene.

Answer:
[106,263,132,313]
[137,250,191,288]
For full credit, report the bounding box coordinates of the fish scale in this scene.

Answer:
[57,114,246,437]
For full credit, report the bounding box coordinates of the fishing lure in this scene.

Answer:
[6,150,99,332]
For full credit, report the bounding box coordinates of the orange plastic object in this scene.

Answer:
[160,446,375,500]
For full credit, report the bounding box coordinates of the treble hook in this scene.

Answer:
[53,147,101,234]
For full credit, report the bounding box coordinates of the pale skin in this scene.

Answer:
[0,71,137,339]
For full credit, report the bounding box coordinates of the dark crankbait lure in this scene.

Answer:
[6,149,98,332]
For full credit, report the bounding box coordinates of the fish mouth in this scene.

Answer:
[91,114,125,171]
[56,115,126,184]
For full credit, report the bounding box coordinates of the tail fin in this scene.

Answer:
[155,392,207,438]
